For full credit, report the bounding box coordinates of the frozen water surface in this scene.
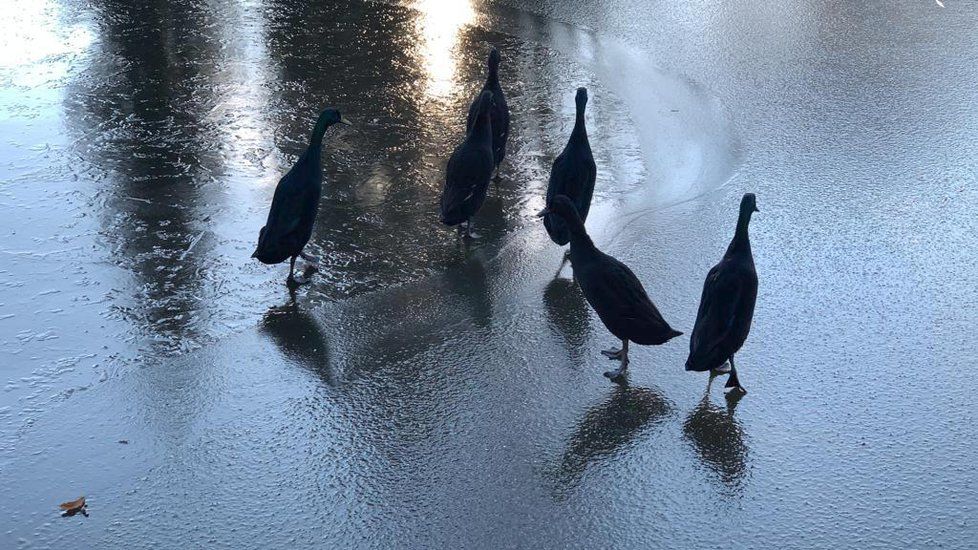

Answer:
[1,0,976,547]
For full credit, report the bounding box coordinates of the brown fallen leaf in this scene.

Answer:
[59,496,86,513]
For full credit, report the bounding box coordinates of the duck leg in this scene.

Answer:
[711,359,732,376]
[601,339,626,359]
[288,254,314,286]
[554,249,570,278]
[724,355,746,395]
[286,255,297,286]
[602,339,630,379]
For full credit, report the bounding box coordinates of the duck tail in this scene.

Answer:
[252,226,267,259]
[662,328,683,344]
[439,213,461,227]
[684,352,711,372]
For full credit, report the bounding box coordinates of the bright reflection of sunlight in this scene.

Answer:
[210,0,281,187]
[0,1,92,69]
[413,0,475,99]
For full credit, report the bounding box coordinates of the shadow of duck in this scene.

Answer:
[260,295,336,386]
[682,377,750,491]
[543,276,591,360]
[553,382,673,493]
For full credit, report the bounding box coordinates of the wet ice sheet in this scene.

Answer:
[2,0,978,548]
[0,0,722,446]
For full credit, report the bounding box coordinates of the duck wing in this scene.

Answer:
[577,255,676,344]
[544,148,596,244]
[465,91,481,134]
[569,150,596,220]
[686,261,756,371]
[441,143,493,218]
[254,159,320,259]
[543,152,573,244]
[489,83,509,155]
[547,142,595,204]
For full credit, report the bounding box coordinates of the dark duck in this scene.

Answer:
[685,193,759,394]
[538,195,682,380]
[252,108,350,285]
[466,48,509,173]
[543,87,596,268]
[441,90,495,238]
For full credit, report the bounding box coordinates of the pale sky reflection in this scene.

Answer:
[412,0,476,100]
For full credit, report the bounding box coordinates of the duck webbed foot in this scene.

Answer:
[286,254,316,288]
[461,220,481,240]
[711,361,732,376]
[287,269,315,289]
[603,357,629,380]
[293,267,316,286]
[299,251,319,267]
[601,339,630,379]
[286,274,301,289]
[723,356,747,395]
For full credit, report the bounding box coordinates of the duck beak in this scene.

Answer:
[339,116,353,126]
[535,207,550,218]
[754,205,760,213]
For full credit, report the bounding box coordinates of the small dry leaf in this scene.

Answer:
[59,496,86,513]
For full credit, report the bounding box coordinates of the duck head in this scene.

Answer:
[311,108,352,144]
[732,192,759,244]
[741,192,759,214]
[317,108,352,128]
[488,48,501,72]
[538,194,589,242]
[538,194,581,223]
[575,87,588,112]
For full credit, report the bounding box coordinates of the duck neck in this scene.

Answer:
[485,62,499,90]
[309,121,329,152]
[566,215,596,253]
[726,207,753,255]
[571,105,587,143]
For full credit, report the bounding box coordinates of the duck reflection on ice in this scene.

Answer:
[444,251,493,329]
[543,277,591,357]
[556,383,672,489]
[682,378,749,490]
[261,295,335,385]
